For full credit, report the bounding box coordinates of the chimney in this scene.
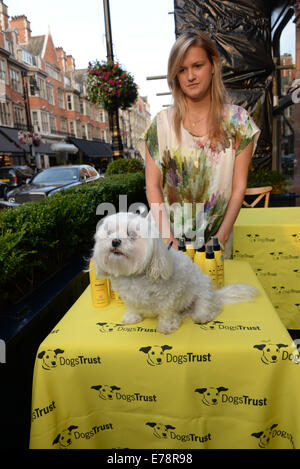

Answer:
[56,47,67,72]
[0,1,9,31]
[66,55,75,71]
[9,15,31,43]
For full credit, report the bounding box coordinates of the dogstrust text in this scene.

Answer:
[96,194,206,240]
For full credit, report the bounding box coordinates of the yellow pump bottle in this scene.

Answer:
[108,279,125,306]
[89,260,109,307]
[213,237,224,288]
[193,237,206,272]
[202,244,218,288]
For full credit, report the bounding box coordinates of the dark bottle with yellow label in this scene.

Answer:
[202,244,218,288]
[213,237,224,288]
[193,236,206,271]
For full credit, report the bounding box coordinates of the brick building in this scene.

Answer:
[0,1,150,171]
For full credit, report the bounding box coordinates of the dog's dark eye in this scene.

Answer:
[128,231,137,239]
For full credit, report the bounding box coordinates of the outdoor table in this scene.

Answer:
[233,207,300,330]
[29,260,300,449]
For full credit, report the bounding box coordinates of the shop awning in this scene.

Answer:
[0,127,56,155]
[69,137,113,158]
[0,129,25,155]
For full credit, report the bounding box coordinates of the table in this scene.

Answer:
[233,207,300,330]
[29,261,300,450]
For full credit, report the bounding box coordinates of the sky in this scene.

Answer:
[5,0,296,119]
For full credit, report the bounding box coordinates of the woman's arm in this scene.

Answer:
[145,146,179,249]
[216,140,254,246]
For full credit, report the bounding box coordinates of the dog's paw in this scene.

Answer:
[192,310,219,324]
[122,310,142,325]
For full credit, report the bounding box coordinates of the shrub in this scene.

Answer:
[247,168,286,194]
[0,172,145,312]
[106,158,144,175]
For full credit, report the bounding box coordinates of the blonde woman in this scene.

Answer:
[142,30,260,257]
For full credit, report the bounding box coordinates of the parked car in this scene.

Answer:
[7,165,101,204]
[0,165,34,199]
[0,181,9,199]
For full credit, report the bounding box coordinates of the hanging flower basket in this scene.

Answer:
[18,131,41,147]
[86,60,138,112]
[18,130,33,146]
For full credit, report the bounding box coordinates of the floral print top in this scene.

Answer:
[141,104,260,242]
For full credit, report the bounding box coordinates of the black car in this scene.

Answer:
[0,165,34,199]
[7,165,101,204]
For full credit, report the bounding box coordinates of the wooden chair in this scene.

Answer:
[242,186,273,208]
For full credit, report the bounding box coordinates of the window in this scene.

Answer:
[87,124,93,140]
[37,77,46,99]
[10,69,21,93]
[22,49,37,66]
[58,88,65,109]
[76,120,81,138]
[41,111,49,133]
[46,63,61,82]
[80,100,84,115]
[46,82,55,105]
[74,95,80,113]
[49,115,57,133]
[69,121,75,136]
[60,116,67,134]
[0,102,11,126]
[67,94,72,110]
[81,124,87,139]
[32,111,40,132]
[13,105,26,127]
[0,59,6,82]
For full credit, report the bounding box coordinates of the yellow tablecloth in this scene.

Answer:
[29,261,300,450]
[233,207,300,329]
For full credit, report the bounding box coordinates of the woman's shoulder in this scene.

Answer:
[223,103,249,121]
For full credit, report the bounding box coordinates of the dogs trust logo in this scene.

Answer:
[251,424,295,449]
[139,345,172,366]
[91,384,158,403]
[195,386,268,407]
[253,342,299,365]
[53,425,78,449]
[37,348,102,370]
[195,387,228,406]
[97,322,157,333]
[139,344,212,366]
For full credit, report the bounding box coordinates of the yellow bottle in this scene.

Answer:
[109,279,125,306]
[213,237,224,288]
[89,260,110,307]
[185,241,195,261]
[202,245,218,288]
[193,237,206,272]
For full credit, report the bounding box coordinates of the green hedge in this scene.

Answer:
[0,172,146,312]
[106,157,144,175]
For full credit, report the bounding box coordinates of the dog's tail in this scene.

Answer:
[215,283,260,305]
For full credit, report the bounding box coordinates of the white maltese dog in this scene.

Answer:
[92,212,259,334]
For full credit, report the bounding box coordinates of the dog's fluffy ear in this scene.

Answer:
[145,238,173,282]
[92,255,108,280]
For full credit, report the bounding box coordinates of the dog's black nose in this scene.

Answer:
[112,238,121,248]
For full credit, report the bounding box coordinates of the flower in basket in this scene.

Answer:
[18,130,33,146]
[32,133,41,147]
[86,60,138,111]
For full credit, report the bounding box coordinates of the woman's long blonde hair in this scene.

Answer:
[167,30,229,142]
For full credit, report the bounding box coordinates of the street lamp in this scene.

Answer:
[103,0,123,159]
[21,71,39,167]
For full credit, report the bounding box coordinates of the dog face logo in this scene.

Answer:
[139,345,172,366]
[97,322,122,333]
[195,386,228,406]
[269,251,284,260]
[251,424,278,448]
[91,384,121,400]
[38,349,64,370]
[53,425,78,448]
[272,286,286,295]
[246,234,260,242]
[253,343,288,364]
[196,320,223,330]
[291,234,300,242]
[146,422,175,439]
